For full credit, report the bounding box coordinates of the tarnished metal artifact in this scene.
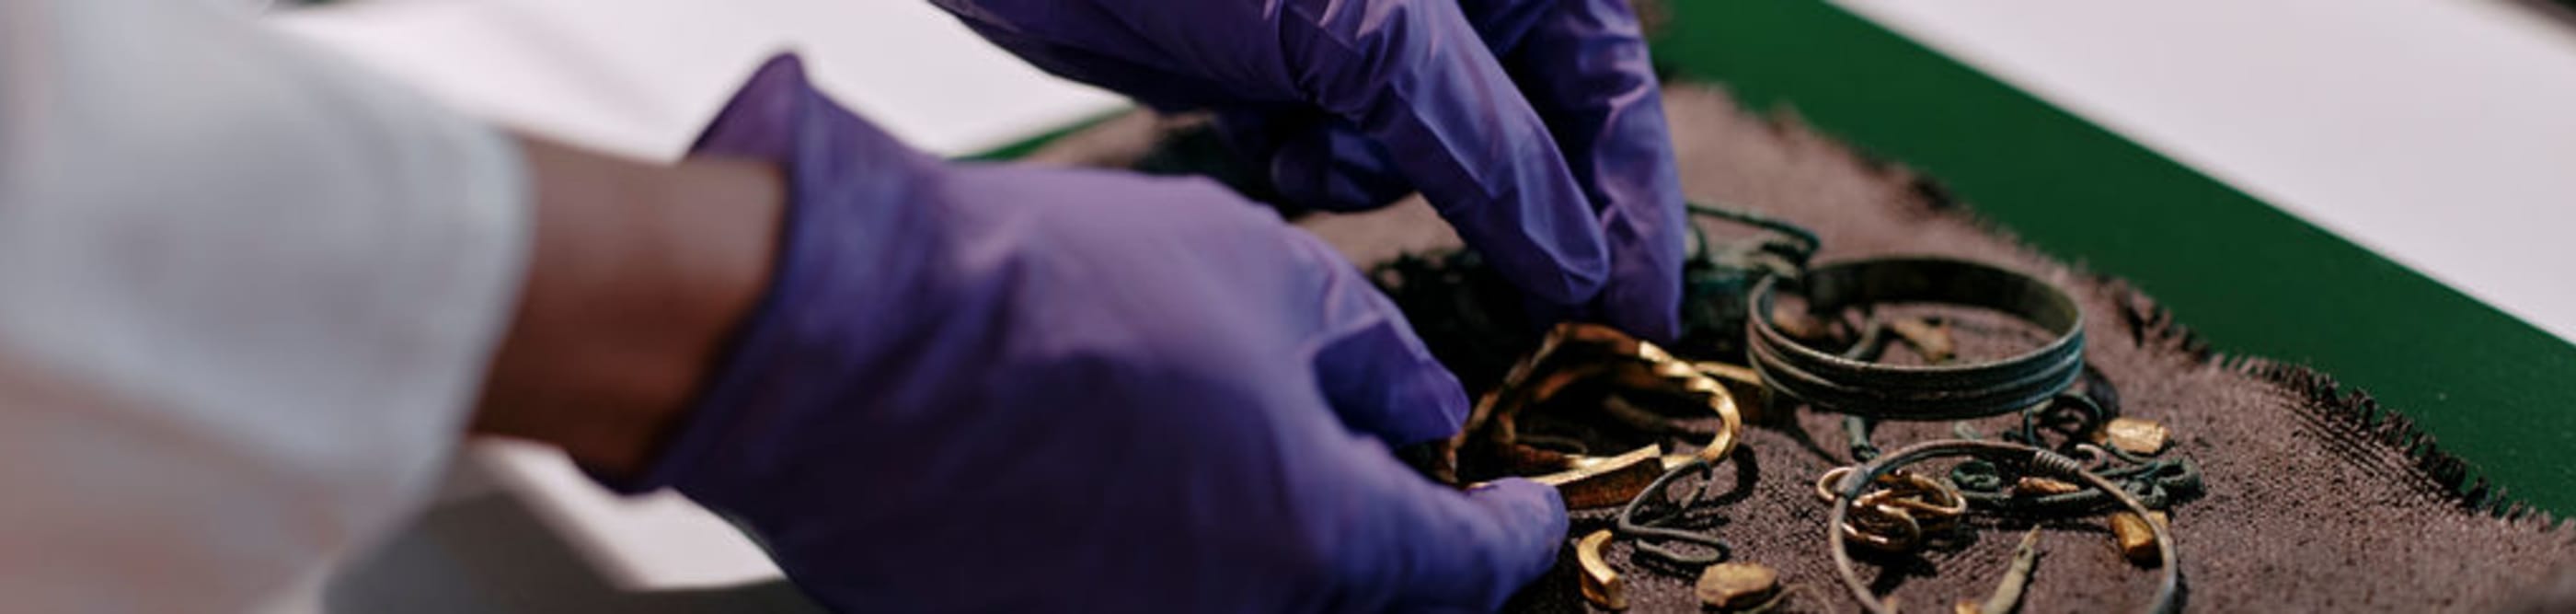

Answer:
[1824,439,2180,614]
[1748,258,2087,420]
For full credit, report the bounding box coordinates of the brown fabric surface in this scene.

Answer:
[1027,86,2576,612]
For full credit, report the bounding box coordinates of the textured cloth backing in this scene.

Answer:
[1024,86,2576,612]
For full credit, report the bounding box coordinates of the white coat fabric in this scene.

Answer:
[0,0,528,610]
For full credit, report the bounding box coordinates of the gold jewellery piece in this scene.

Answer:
[1575,529,1626,610]
[1445,322,1743,510]
[1439,323,1751,611]
[1525,445,1672,510]
[1811,467,1970,552]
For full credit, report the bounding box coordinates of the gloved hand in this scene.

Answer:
[610,55,1565,612]
[931,0,1688,342]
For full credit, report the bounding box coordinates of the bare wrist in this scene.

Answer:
[470,135,786,478]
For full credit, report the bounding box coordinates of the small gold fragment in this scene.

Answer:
[1818,468,1971,551]
[1695,562,1780,610]
[2096,417,2171,456]
[2110,511,2169,566]
[1576,529,1626,610]
[2015,476,2082,496]
[1525,446,1666,510]
[1771,303,1834,340]
[1844,496,1926,552]
[1887,316,1958,364]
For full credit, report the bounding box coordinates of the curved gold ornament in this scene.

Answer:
[1445,323,1744,509]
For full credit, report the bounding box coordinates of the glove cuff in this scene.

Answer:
[594,53,942,494]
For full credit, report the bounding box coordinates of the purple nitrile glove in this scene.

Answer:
[613,55,1565,612]
[930,0,1688,342]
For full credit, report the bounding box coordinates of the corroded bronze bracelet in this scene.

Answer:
[1749,258,2085,420]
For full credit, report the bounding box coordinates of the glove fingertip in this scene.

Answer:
[1299,230,1474,446]
[1347,460,1565,610]
[1464,478,1570,582]
[1311,306,1472,445]
[1389,357,1472,443]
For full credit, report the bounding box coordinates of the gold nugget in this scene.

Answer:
[2110,511,2169,566]
[1696,562,1781,610]
[2096,417,2171,456]
[2015,476,2082,496]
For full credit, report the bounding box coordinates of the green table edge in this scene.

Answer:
[963,112,1122,162]
[964,3,2576,515]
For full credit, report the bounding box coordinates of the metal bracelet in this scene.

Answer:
[1444,323,1742,508]
[1437,322,1749,574]
[1749,258,2087,420]
[1825,439,2182,614]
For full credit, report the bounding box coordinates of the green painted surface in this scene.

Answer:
[1652,3,2574,511]
[960,110,1123,162]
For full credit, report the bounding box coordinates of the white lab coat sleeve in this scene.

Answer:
[0,0,529,610]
